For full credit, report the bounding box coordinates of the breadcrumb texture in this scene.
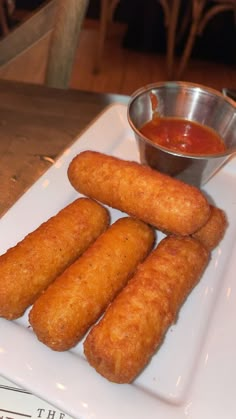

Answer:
[29,217,155,351]
[192,205,227,250]
[84,235,209,383]
[67,151,210,236]
[0,198,109,319]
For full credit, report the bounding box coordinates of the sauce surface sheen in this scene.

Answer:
[140,117,226,155]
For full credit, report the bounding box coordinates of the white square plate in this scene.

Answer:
[0,104,236,419]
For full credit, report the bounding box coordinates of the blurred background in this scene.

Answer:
[0,0,235,95]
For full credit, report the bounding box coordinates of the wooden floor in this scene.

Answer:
[70,20,236,96]
[0,18,235,95]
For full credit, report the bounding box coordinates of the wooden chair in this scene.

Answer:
[176,0,236,78]
[94,0,235,80]
[93,0,119,73]
[159,0,182,79]
[94,0,183,79]
[0,0,89,88]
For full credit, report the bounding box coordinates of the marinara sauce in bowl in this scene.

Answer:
[128,82,236,186]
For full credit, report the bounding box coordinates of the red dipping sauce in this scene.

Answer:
[140,117,226,155]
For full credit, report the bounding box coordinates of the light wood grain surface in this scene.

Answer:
[0,79,128,217]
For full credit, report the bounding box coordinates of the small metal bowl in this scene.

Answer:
[128,81,236,186]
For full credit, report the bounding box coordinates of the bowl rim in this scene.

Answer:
[128,81,236,108]
[127,81,236,160]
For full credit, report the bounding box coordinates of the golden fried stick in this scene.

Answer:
[192,205,227,251]
[67,151,210,236]
[0,198,109,320]
[29,217,155,351]
[84,235,209,384]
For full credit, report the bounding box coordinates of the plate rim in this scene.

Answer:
[0,102,236,419]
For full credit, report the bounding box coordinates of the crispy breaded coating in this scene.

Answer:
[0,198,109,320]
[192,205,227,250]
[29,217,155,351]
[67,151,210,236]
[84,236,209,383]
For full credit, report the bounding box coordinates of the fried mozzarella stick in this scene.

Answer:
[67,151,210,236]
[84,236,209,383]
[29,217,155,351]
[192,205,227,251]
[0,198,109,320]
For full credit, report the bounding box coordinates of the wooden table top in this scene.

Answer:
[0,79,129,217]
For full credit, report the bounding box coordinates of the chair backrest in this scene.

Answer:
[0,0,89,88]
